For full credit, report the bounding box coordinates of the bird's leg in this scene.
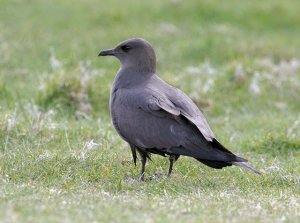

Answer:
[129,144,137,166]
[168,155,176,176]
[139,154,147,181]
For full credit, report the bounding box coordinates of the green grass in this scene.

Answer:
[0,0,300,222]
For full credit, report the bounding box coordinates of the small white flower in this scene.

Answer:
[249,72,260,95]
[203,79,214,93]
[234,64,246,82]
[49,48,63,73]
[187,66,201,74]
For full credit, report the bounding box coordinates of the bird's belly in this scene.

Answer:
[111,103,187,149]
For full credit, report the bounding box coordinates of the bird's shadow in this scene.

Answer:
[123,172,168,182]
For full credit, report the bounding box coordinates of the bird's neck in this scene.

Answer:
[113,67,154,89]
[120,62,156,74]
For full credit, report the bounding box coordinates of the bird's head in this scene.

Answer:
[99,38,156,73]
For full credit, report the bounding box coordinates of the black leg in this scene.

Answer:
[168,155,175,176]
[140,153,147,181]
[129,144,137,166]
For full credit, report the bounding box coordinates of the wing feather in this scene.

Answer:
[142,84,215,141]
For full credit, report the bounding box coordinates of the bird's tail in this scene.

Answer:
[212,139,262,175]
[232,161,262,175]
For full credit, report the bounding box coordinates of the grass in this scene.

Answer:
[0,0,300,222]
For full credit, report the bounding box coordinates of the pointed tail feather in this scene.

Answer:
[232,162,262,175]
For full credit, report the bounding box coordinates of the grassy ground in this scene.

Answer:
[0,0,300,222]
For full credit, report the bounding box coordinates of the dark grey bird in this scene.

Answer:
[99,38,261,180]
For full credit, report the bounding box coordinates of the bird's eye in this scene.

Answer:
[121,45,132,52]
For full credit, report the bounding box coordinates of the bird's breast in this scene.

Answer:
[109,88,123,138]
[109,87,138,142]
